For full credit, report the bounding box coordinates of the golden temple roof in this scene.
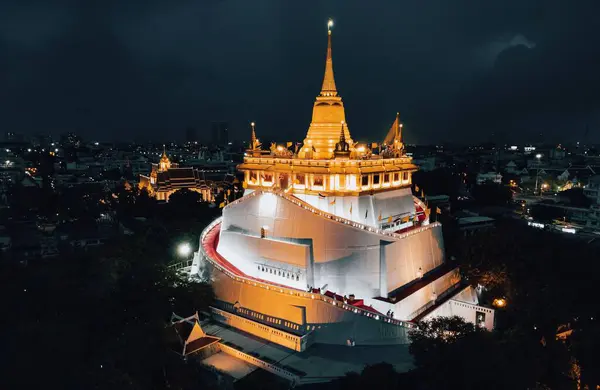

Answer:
[299,19,353,159]
[321,20,337,97]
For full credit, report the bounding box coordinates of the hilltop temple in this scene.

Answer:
[192,21,493,373]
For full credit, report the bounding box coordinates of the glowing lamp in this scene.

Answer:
[492,298,507,308]
[177,242,192,257]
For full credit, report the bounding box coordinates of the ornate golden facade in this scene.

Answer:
[239,21,416,198]
[138,151,215,202]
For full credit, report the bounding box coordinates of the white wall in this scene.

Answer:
[422,287,495,331]
[219,192,446,300]
[294,187,415,227]
[384,226,445,293]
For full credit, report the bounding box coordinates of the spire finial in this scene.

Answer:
[321,19,337,96]
[250,122,256,148]
[334,120,350,158]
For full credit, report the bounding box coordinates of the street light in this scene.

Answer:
[177,242,192,257]
[534,154,542,196]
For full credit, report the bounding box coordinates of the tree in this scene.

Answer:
[408,316,570,389]
[0,223,215,389]
[168,188,203,210]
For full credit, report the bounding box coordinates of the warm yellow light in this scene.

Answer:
[277,146,283,151]
[251,122,255,127]
[357,146,365,153]
[327,19,334,29]
[492,298,507,308]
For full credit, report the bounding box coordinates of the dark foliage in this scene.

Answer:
[0,223,215,389]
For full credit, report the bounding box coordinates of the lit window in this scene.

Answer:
[403,172,409,181]
[314,175,324,186]
[393,172,399,181]
[383,174,390,183]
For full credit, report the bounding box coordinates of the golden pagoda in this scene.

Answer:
[239,19,417,201]
[298,19,353,159]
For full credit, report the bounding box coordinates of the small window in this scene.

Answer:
[296,174,305,185]
[250,172,258,181]
[373,175,380,185]
[361,175,369,186]
[264,173,273,182]
[393,172,399,181]
[383,174,390,183]
[403,172,409,181]
[314,175,324,186]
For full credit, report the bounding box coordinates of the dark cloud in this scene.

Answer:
[0,1,598,143]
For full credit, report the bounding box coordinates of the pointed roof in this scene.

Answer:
[320,19,337,97]
[339,122,346,144]
[383,113,402,146]
[250,122,257,148]
[160,145,169,162]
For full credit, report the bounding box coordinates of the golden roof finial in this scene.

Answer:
[339,121,346,144]
[321,18,337,97]
[250,122,261,150]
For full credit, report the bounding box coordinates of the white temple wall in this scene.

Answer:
[384,225,445,293]
[369,268,461,320]
[294,187,415,227]
[217,231,309,290]
[422,289,495,331]
[219,192,446,300]
[220,192,386,298]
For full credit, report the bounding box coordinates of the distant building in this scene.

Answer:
[584,175,600,205]
[457,216,496,236]
[138,150,217,202]
[476,172,502,185]
[211,122,229,145]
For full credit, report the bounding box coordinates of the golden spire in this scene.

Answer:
[320,18,337,97]
[249,122,261,154]
[159,144,171,172]
[339,121,346,144]
[250,122,257,149]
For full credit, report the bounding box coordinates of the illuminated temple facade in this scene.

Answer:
[194,23,494,352]
[138,151,215,202]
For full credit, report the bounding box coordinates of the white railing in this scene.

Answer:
[225,189,440,241]
[199,218,415,329]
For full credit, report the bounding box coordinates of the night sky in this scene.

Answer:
[1,1,599,144]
